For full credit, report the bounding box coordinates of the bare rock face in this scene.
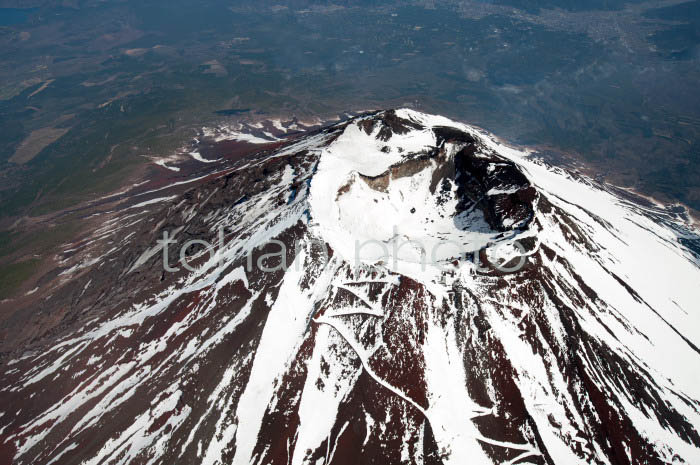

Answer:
[1,110,699,465]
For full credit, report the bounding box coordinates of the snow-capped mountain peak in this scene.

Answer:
[1,109,699,465]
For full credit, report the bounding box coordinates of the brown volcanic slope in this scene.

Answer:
[0,110,699,465]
